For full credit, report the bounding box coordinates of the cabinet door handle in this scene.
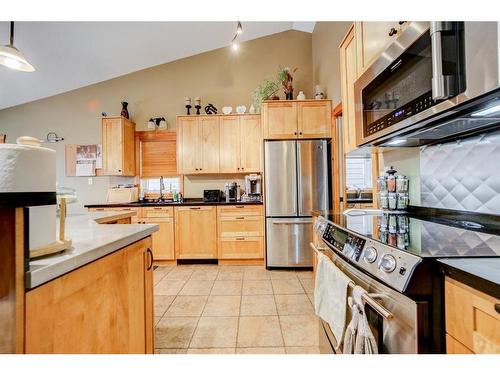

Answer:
[146,248,153,270]
[389,27,398,36]
[235,217,245,220]
[294,132,297,136]
[299,132,303,136]
[237,167,240,170]
[495,304,500,314]
[195,168,199,171]
[235,205,244,208]
[154,207,163,210]
[235,237,245,241]
[190,207,201,210]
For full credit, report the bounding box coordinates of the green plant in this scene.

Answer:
[252,78,280,112]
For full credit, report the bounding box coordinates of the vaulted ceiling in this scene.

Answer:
[0,21,315,110]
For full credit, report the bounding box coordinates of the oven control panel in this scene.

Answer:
[315,217,422,293]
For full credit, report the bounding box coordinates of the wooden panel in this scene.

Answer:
[200,116,220,173]
[102,118,123,175]
[217,205,263,217]
[445,277,500,354]
[340,25,358,154]
[219,116,241,173]
[218,237,263,259]
[240,115,262,172]
[143,249,154,353]
[141,140,177,177]
[263,101,298,139]
[446,334,473,354]
[25,237,152,354]
[142,206,174,218]
[297,101,332,138]
[174,206,217,259]
[218,216,264,237]
[122,118,136,176]
[142,218,175,261]
[178,116,200,174]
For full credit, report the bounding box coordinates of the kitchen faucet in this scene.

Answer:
[159,176,165,202]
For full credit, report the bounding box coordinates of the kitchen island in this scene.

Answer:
[24,211,159,354]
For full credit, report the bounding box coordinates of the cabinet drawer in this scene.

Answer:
[218,237,263,259]
[88,207,138,213]
[217,205,263,217]
[445,277,500,354]
[142,206,174,218]
[218,216,264,237]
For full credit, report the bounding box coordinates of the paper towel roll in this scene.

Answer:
[0,143,56,192]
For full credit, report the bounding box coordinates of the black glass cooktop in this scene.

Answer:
[325,207,500,258]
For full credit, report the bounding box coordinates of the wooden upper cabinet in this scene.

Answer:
[199,116,220,173]
[178,116,200,174]
[102,117,136,176]
[135,131,176,177]
[178,114,261,174]
[263,100,331,140]
[219,116,241,173]
[297,101,332,138]
[174,206,217,259]
[263,101,298,139]
[239,115,262,172]
[355,21,411,75]
[340,25,358,154]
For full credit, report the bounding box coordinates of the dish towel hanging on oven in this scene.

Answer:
[314,251,351,349]
[344,286,379,354]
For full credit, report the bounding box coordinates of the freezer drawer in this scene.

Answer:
[266,217,314,267]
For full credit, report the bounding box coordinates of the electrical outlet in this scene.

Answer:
[88,178,93,185]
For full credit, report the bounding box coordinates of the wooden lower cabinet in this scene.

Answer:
[25,237,154,354]
[219,237,263,259]
[216,205,264,261]
[445,277,500,354]
[175,206,217,259]
[142,218,175,261]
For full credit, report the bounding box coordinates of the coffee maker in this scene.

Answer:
[224,182,239,202]
[243,174,262,202]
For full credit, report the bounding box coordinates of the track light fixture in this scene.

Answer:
[230,21,243,52]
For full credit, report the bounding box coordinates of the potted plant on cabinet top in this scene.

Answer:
[252,78,280,112]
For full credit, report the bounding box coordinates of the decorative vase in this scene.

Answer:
[297,91,306,100]
[120,101,129,119]
[249,104,256,114]
[286,91,293,100]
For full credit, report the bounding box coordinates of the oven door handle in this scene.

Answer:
[431,21,453,101]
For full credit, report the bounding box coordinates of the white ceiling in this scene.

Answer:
[0,21,315,110]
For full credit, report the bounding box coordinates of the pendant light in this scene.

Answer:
[0,22,35,72]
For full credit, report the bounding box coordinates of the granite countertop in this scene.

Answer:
[27,211,159,289]
[85,199,263,208]
[438,258,500,299]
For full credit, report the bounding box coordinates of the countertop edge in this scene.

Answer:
[27,224,158,290]
[438,259,500,299]
[85,201,264,208]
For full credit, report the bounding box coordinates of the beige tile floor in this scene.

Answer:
[154,264,321,354]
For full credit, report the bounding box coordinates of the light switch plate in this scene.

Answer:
[88,178,93,185]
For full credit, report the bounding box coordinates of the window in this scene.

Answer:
[345,158,372,189]
[141,177,180,194]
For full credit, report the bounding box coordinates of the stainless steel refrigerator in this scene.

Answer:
[264,140,330,268]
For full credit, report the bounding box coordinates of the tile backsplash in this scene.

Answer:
[420,130,500,214]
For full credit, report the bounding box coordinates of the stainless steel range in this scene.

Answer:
[313,207,500,353]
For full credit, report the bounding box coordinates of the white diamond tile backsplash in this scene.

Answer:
[421,130,500,214]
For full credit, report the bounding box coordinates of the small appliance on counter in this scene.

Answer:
[377,166,409,211]
[242,174,262,202]
[203,189,222,203]
[224,182,239,202]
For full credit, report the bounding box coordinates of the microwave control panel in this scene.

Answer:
[365,91,436,137]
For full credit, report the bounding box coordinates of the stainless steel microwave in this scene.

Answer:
[354,22,500,147]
